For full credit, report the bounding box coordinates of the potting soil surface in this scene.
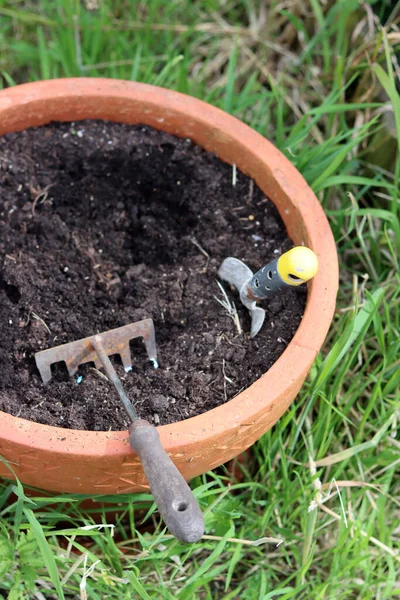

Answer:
[0,121,307,431]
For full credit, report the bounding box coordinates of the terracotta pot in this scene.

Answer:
[0,79,338,494]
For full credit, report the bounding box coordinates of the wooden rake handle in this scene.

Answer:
[129,420,204,543]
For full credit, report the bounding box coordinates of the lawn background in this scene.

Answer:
[0,1,399,598]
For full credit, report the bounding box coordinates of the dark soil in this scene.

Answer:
[0,120,306,431]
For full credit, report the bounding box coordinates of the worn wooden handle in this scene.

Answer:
[129,420,204,543]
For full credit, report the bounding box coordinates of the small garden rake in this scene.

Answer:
[35,318,204,543]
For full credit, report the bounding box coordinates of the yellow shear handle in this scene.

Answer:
[277,247,318,286]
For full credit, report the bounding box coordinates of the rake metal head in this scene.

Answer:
[35,318,158,385]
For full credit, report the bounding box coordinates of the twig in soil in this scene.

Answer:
[72,233,118,288]
[247,179,254,205]
[31,400,44,410]
[31,183,55,216]
[31,311,51,334]
[189,237,210,271]
[89,367,109,382]
[232,163,237,187]
[216,332,246,348]
[231,386,246,399]
[222,359,228,402]
[214,281,242,335]
[221,359,234,402]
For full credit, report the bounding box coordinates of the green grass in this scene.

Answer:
[0,1,399,598]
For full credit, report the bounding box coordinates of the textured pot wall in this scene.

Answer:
[0,80,338,494]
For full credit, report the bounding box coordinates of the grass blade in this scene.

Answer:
[290,288,385,452]
[124,569,153,600]
[224,42,238,114]
[23,508,65,599]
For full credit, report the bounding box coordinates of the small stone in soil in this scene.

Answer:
[149,394,169,411]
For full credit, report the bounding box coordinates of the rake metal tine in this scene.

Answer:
[34,319,159,384]
[67,365,79,378]
[141,320,158,369]
[119,344,133,373]
[35,354,52,386]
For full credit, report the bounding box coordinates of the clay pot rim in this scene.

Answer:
[0,78,338,455]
